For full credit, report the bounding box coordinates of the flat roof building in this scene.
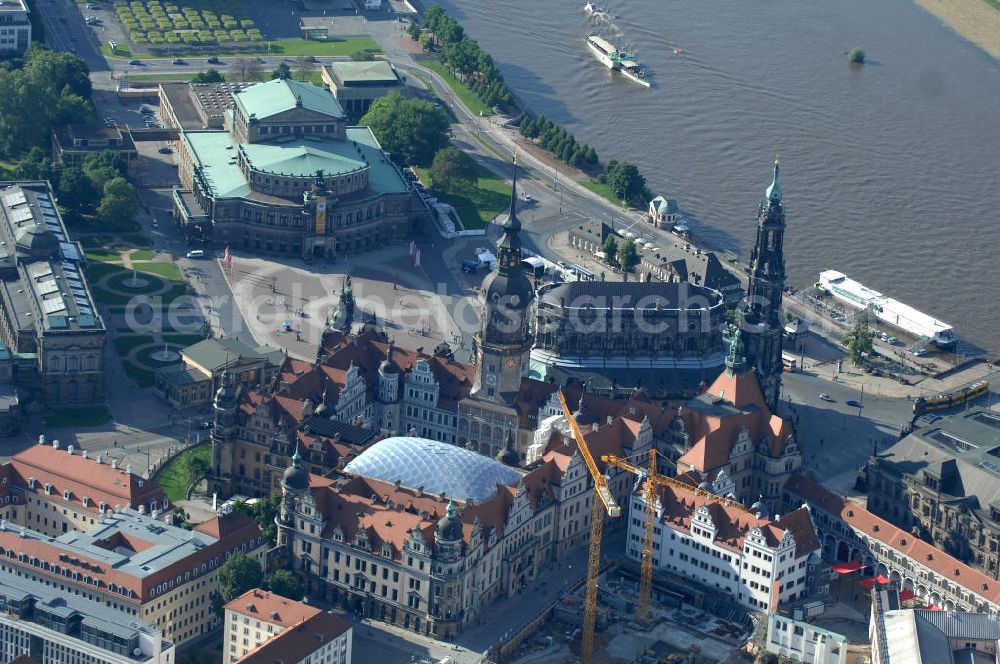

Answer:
[51,124,138,170]
[321,61,404,116]
[0,571,175,664]
[0,0,31,53]
[0,182,105,409]
[224,589,352,664]
[159,81,260,131]
[0,504,263,646]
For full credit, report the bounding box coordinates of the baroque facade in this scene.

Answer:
[865,408,1000,578]
[275,411,652,639]
[174,78,423,259]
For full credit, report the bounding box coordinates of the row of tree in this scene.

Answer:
[600,234,640,271]
[410,5,513,110]
[0,45,96,159]
[518,115,599,168]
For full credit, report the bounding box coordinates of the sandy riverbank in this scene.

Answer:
[914,0,1000,59]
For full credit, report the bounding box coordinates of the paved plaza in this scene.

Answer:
[225,245,476,361]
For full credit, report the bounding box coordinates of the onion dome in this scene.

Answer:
[282,443,309,491]
[435,500,463,542]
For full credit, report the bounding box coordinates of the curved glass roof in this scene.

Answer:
[344,436,523,503]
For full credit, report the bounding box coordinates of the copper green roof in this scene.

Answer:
[240,138,368,178]
[325,61,402,85]
[233,78,345,121]
[183,131,250,199]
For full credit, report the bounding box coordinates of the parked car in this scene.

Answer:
[186,249,205,259]
[887,336,899,345]
[524,194,534,205]
[819,393,834,402]
[912,348,928,357]
[158,146,173,154]
[151,219,159,228]
[846,399,863,408]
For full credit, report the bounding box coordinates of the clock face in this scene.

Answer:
[504,356,519,369]
[485,373,497,385]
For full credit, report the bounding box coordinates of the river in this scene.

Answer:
[436,0,1000,352]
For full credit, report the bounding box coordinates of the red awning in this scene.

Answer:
[900,589,918,601]
[925,604,944,611]
[856,575,890,590]
[832,561,866,574]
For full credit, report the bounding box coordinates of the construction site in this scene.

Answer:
[486,394,756,664]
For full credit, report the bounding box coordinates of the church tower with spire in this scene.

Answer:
[473,155,534,402]
[742,159,787,411]
[457,155,535,459]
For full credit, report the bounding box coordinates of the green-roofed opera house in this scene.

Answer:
[174,78,422,260]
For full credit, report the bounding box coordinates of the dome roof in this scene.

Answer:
[343,436,523,502]
[379,342,400,374]
[282,445,309,491]
[435,500,463,541]
[15,223,59,258]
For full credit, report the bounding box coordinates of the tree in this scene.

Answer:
[601,234,618,263]
[232,494,281,545]
[295,56,315,80]
[843,317,874,364]
[604,160,646,204]
[218,551,263,603]
[266,570,304,601]
[58,166,98,212]
[418,31,435,51]
[271,62,291,80]
[97,177,138,230]
[14,146,52,180]
[360,92,450,167]
[617,238,639,271]
[83,150,126,191]
[848,48,866,64]
[406,21,421,41]
[191,69,224,83]
[54,86,97,126]
[429,146,478,192]
[230,57,262,82]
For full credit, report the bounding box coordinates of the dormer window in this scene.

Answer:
[82,496,90,507]
[44,483,53,495]
[27,477,36,489]
[63,489,71,501]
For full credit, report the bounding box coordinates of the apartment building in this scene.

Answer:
[224,589,352,664]
[0,570,175,664]
[0,506,262,646]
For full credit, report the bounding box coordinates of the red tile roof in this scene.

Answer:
[678,369,793,474]
[785,473,1000,606]
[9,444,168,516]
[655,481,819,558]
[226,588,320,627]
[236,610,352,664]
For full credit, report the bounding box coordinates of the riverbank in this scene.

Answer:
[913,0,1000,59]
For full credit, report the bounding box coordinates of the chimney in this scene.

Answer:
[111,459,119,469]
[82,450,88,459]
[67,445,74,455]
[52,439,59,450]
[126,464,132,475]
[38,434,45,445]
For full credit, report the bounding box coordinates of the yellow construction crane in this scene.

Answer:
[557,391,621,664]
[602,451,751,623]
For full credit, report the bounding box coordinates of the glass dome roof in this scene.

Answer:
[344,436,523,502]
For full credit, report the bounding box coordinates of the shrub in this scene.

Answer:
[848,48,866,64]
[240,19,254,28]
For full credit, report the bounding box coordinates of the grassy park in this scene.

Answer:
[415,163,511,230]
[156,443,211,502]
[422,59,494,117]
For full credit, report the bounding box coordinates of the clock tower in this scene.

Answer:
[473,156,535,404]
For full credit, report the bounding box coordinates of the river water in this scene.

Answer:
[438,0,1000,351]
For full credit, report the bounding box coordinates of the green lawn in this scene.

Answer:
[422,59,493,117]
[130,249,156,261]
[415,163,510,230]
[44,406,112,429]
[581,179,627,207]
[85,248,123,263]
[156,443,212,502]
[133,261,183,281]
[163,333,207,347]
[79,235,113,249]
[120,234,152,248]
[123,362,156,387]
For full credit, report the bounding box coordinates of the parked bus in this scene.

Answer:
[913,380,990,415]
[521,256,545,279]
[781,352,797,373]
